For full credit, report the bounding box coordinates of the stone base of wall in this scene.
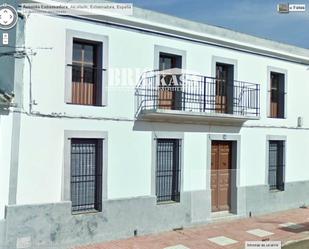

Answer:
[0,220,6,249]
[2,182,309,249]
[244,181,309,216]
[2,190,210,249]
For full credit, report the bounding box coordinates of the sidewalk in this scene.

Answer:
[76,208,309,249]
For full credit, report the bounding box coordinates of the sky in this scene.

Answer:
[116,0,309,49]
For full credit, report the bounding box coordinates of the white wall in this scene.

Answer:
[16,116,152,203]
[0,114,13,219]
[23,14,309,125]
[14,13,309,204]
[183,133,207,191]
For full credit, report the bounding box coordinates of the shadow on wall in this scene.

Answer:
[133,121,242,133]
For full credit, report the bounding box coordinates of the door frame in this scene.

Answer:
[158,52,183,110]
[212,56,238,114]
[215,63,234,114]
[207,134,242,215]
[154,45,187,110]
[266,66,288,119]
[211,140,233,212]
[154,45,187,71]
[211,56,238,80]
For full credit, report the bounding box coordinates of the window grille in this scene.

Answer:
[71,138,103,213]
[156,139,181,203]
[268,140,285,191]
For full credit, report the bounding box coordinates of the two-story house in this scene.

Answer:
[1,1,309,248]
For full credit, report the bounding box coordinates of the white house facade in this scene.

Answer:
[1,1,309,248]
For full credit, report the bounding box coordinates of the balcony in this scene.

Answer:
[135,70,260,125]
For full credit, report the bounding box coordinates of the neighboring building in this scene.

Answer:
[1,1,309,248]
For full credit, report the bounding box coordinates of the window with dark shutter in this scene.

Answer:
[156,139,181,203]
[268,140,285,191]
[71,39,103,106]
[270,72,285,118]
[70,138,103,213]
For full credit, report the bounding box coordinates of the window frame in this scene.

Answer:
[266,136,286,192]
[65,30,108,107]
[269,72,285,118]
[267,67,287,119]
[63,130,108,214]
[71,39,102,106]
[70,138,103,213]
[155,138,181,203]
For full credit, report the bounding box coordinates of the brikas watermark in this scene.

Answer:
[277,3,306,13]
[156,68,184,89]
[108,67,199,91]
[20,3,133,16]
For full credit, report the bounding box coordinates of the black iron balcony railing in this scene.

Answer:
[135,70,260,119]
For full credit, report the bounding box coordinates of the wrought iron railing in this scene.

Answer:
[135,70,260,118]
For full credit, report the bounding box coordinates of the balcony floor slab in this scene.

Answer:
[136,109,260,125]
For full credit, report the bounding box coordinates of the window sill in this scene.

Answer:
[66,102,106,107]
[269,189,284,193]
[267,117,286,119]
[72,209,101,215]
[157,200,180,205]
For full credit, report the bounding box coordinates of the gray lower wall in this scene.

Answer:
[244,181,309,216]
[3,190,209,249]
[0,220,6,249]
[2,181,309,249]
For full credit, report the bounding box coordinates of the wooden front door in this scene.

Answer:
[211,141,232,212]
[158,53,182,110]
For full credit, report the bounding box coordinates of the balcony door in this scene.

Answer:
[158,53,182,110]
[215,63,234,114]
[72,40,98,105]
[270,72,285,118]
